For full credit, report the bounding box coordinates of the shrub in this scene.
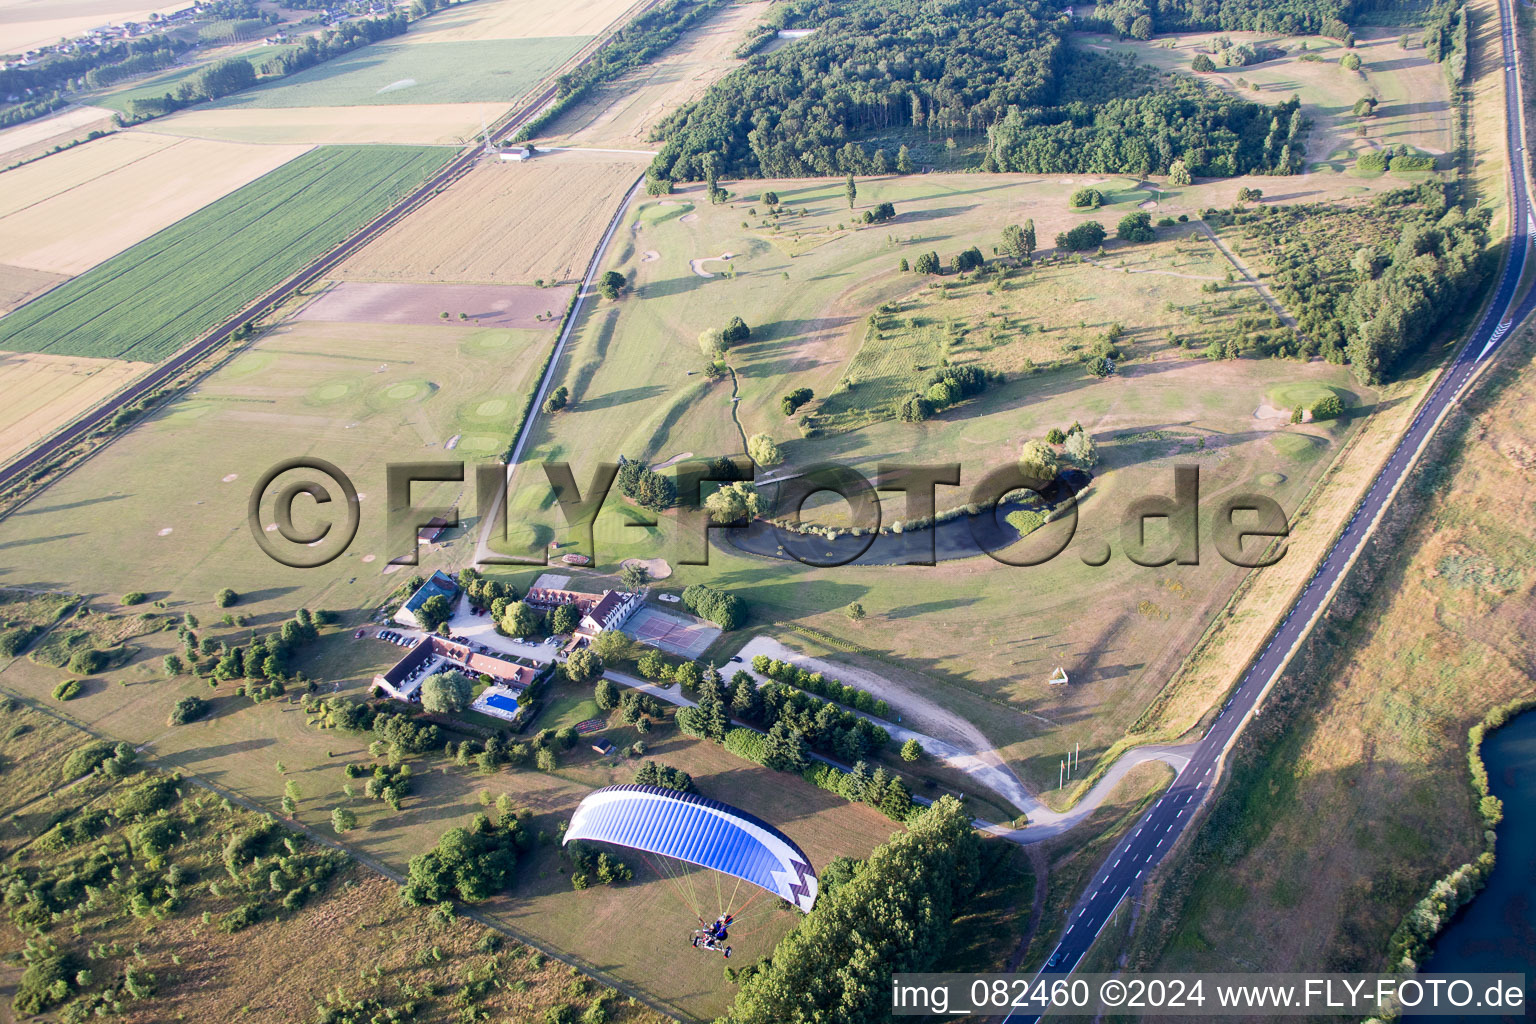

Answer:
[780,388,813,416]
[912,250,941,275]
[61,740,116,779]
[52,679,82,701]
[215,588,239,607]
[723,727,767,764]
[542,385,569,413]
[122,591,148,605]
[1116,210,1156,243]
[1192,53,1215,72]
[598,270,627,299]
[67,648,107,674]
[0,625,39,656]
[1056,221,1107,251]
[681,584,745,630]
[1311,394,1344,420]
[900,738,923,761]
[1069,187,1103,209]
[169,695,209,725]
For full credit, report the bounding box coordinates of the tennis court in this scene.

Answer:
[623,607,720,660]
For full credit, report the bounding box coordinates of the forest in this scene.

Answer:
[645,0,1301,181]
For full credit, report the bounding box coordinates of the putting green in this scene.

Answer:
[472,398,510,419]
[308,381,354,404]
[1267,382,1343,409]
[1257,472,1286,487]
[465,330,518,353]
[455,433,503,454]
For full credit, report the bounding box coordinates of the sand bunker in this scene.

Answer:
[640,250,660,263]
[222,473,239,482]
[157,527,173,536]
[689,253,736,278]
[679,212,699,223]
[622,556,673,581]
[1254,402,1311,423]
[649,451,694,471]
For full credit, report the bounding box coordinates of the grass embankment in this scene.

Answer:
[1127,328,1536,975]
[0,145,449,361]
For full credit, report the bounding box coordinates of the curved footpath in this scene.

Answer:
[1006,0,1536,1007]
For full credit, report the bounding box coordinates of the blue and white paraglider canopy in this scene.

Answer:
[564,784,819,913]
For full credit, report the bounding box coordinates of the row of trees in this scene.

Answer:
[750,655,891,717]
[1086,0,1357,37]
[616,458,677,512]
[681,583,746,630]
[896,365,999,423]
[723,798,979,1023]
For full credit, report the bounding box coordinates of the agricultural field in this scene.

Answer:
[0,131,312,277]
[0,145,448,362]
[0,352,151,463]
[0,264,63,314]
[536,0,771,150]
[399,0,642,42]
[1092,25,1455,174]
[1143,331,1536,977]
[137,101,514,146]
[0,0,162,56]
[489,171,1379,801]
[91,44,299,115]
[0,104,116,167]
[207,36,589,110]
[337,150,644,287]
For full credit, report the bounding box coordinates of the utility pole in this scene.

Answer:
[1060,759,1065,789]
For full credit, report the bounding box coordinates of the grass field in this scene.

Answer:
[137,102,514,146]
[0,145,448,361]
[485,171,1376,802]
[0,351,152,462]
[1146,330,1536,976]
[1094,25,1455,173]
[0,132,313,276]
[0,700,673,1024]
[536,1,771,149]
[208,37,589,109]
[337,150,643,287]
[92,43,301,114]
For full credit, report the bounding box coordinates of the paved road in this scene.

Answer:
[1006,0,1535,1010]
[0,0,661,501]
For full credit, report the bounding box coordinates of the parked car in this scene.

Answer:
[354,629,365,639]
[729,655,742,663]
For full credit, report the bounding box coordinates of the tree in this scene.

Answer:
[1312,394,1344,420]
[598,270,627,300]
[168,695,208,725]
[543,603,576,636]
[913,250,941,275]
[645,176,674,196]
[415,594,453,633]
[542,385,569,413]
[618,562,651,592]
[1340,51,1362,71]
[747,433,784,467]
[845,173,857,209]
[698,327,728,358]
[705,481,760,524]
[331,806,357,834]
[897,392,934,423]
[761,190,779,206]
[682,584,746,630]
[900,738,923,761]
[1192,52,1216,72]
[592,629,631,664]
[1130,14,1152,39]
[1000,222,1036,262]
[845,601,866,621]
[215,588,238,608]
[1065,429,1098,466]
[951,246,985,273]
[1018,439,1060,488]
[595,678,620,711]
[1086,355,1113,378]
[761,722,810,773]
[1056,221,1106,251]
[896,144,913,173]
[781,388,813,416]
[1069,187,1103,209]
[724,316,751,344]
[1168,158,1192,186]
[638,648,668,680]
[500,601,542,639]
[421,672,472,714]
[162,654,184,676]
[565,647,602,683]
[1117,210,1156,243]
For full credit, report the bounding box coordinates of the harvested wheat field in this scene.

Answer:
[337,151,641,286]
[139,102,511,146]
[0,0,163,56]
[0,104,116,165]
[401,0,640,43]
[299,281,573,329]
[0,133,311,275]
[0,263,64,314]
[539,1,770,149]
[0,351,150,461]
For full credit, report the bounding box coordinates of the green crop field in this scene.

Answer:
[0,146,449,362]
[210,37,590,109]
[93,46,300,114]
